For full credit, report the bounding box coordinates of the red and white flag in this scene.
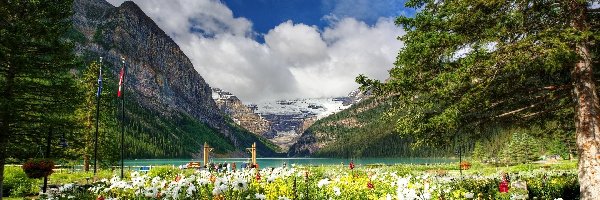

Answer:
[117,67,124,97]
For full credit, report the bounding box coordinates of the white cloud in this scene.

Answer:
[264,21,329,67]
[106,0,404,103]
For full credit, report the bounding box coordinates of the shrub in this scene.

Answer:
[525,173,579,199]
[22,158,54,179]
[3,166,40,197]
[147,166,178,179]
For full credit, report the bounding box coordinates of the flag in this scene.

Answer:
[117,67,124,97]
[96,65,103,97]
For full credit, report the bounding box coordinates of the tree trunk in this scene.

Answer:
[0,145,5,200]
[573,42,600,200]
[571,2,600,200]
[84,154,90,172]
[0,62,15,200]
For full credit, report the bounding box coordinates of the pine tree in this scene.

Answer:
[358,1,600,198]
[0,0,78,197]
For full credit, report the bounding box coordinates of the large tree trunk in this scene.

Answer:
[573,45,600,200]
[573,43,600,200]
[572,2,600,200]
[573,44,600,200]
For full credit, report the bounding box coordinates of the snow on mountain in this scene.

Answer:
[251,98,352,119]
[212,87,368,151]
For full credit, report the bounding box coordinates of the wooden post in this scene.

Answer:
[246,142,257,166]
[203,142,213,167]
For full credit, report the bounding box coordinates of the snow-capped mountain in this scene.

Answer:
[212,88,367,151]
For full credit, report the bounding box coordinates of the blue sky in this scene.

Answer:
[222,0,414,40]
[107,0,410,102]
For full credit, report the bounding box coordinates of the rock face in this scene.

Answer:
[71,0,277,155]
[212,88,367,152]
[212,88,271,136]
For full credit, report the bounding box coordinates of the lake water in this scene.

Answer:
[125,157,457,168]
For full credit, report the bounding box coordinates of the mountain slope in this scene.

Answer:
[288,97,449,157]
[212,88,271,137]
[71,0,280,158]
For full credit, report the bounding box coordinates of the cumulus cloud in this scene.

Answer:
[106,0,404,103]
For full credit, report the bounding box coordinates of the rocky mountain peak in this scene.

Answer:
[70,0,280,156]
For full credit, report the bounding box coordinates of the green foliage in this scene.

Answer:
[469,125,576,165]
[2,166,40,197]
[502,132,540,164]
[357,0,595,148]
[64,27,87,45]
[302,97,452,158]
[0,0,81,196]
[147,166,179,179]
[524,173,579,199]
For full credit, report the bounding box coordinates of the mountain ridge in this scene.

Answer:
[71,0,280,157]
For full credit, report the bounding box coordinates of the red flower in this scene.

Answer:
[22,159,54,179]
[349,161,355,170]
[256,172,261,181]
[367,181,374,189]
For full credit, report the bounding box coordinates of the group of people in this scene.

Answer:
[204,162,261,173]
[206,162,235,173]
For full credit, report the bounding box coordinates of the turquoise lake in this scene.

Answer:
[124,157,458,168]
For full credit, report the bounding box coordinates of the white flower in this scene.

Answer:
[255,193,267,200]
[422,192,431,200]
[130,171,140,178]
[197,178,210,186]
[554,199,564,200]
[59,183,75,192]
[110,176,120,184]
[186,184,196,197]
[397,177,410,187]
[278,196,290,200]
[267,176,276,183]
[510,194,528,200]
[215,177,229,187]
[386,193,392,200]
[132,176,145,187]
[232,178,248,191]
[144,187,158,198]
[212,186,222,196]
[465,192,474,199]
[317,178,330,188]
[333,187,341,196]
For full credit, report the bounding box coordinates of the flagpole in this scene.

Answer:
[120,57,126,179]
[94,57,102,178]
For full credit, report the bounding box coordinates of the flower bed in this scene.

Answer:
[39,165,579,200]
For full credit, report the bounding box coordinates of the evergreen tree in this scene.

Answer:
[0,0,78,197]
[75,61,101,171]
[471,141,486,161]
[358,1,600,198]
